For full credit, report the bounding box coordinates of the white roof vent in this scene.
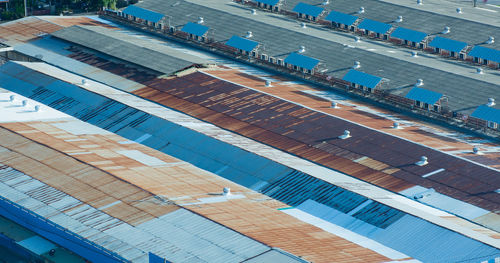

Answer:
[331,101,339,108]
[456,7,462,14]
[301,22,307,28]
[21,100,28,107]
[353,61,361,69]
[338,130,351,140]
[486,36,495,44]
[472,146,481,155]
[223,187,231,196]
[246,31,253,38]
[417,0,423,5]
[197,17,204,24]
[265,80,272,87]
[358,7,365,14]
[411,51,418,57]
[298,45,306,53]
[251,9,257,15]
[415,156,428,166]
[416,79,424,86]
[354,36,361,42]
[322,0,330,5]
[476,68,484,74]
[81,79,88,86]
[395,16,403,23]
[393,122,402,129]
[487,98,496,107]
[413,188,435,199]
[442,26,450,34]
[34,105,41,112]
[9,95,15,102]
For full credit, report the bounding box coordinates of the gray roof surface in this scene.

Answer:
[51,25,197,75]
[136,0,500,114]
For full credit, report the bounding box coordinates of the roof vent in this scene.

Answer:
[298,45,306,53]
[246,31,253,38]
[353,61,361,69]
[322,0,330,5]
[456,7,462,14]
[417,0,423,5]
[487,98,496,107]
[251,9,257,15]
[413,188,435,199]
[472,146,481,154]
[416,79,424,86]
[331,101,339,108]
[34,105,41,112]
[265,80,272,87]
[81,79,88,86]
[338,130,351,139]
[442,26,450,34]
[411,51,418,57]
[301,22,307,28]
[395,16,403,23]
[486,36,495,44]
[476,68,484,74]
[21,100,27,107]
[495,189,500,194]
[8,95,15,102]
[354,36,361,42]
[358,7,365,14]
[393,122,402,129]
[415,156,428,166]
[223,187,231,196]
[197,17,204,24]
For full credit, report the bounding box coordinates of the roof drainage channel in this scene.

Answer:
[0,61,498,261]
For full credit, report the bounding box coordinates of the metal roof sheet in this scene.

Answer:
[181,22,209,37]
[342,69,382,89]
[471,105,500,124]
[256,0,280,5]
[122,5,164,23]
[390,27,427,43]
[292,2,324,17]
[405,87,443,105]
[324,10,358,26]
[357,19,392,34]
[468,46,500,63]
[284,52,319,70]
[428,36,468,53]
[225,35,259,52]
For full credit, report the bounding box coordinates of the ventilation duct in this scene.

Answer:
[486,36,495,44]
[197,17,204,24]
[416,79,424,86]
[395,16,403,23]
[298,45,306,53]
[246,31,253,38]
[358,7,365,14]
[487,98,496,107]
[442,26,450,34]
[456,8,462,14]
[338,130,351,139]
[353,61,361,69]
[415,156,428,166]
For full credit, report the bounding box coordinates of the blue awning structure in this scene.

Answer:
[428,37,468,53]
[292,2,324,17]
[324,11,358,26]
[471,105,500,124]
[284,53,320,70]
[226,36,259,52]
[468,46,500,63]
[122,5,164,23]
[405,87,443,105]
[357,19,392,34]
[256,0,280,5]
[391,27,427,43]
[181,22,210,37]
[342,69,382,89]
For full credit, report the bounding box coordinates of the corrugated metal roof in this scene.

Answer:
[390,27,427,43]
[324,10,358,26]
[471,105,500,124]
[122,5,165,23]
[284,53,319,70]
[468,46,500,63]
[256,0,280,5]
[342,69,382,89]
[405,87,443,105]
[225,35,259,52]
[357,19,392,34]
[428,36,468,53]
[181,22,209,37]
[292,2,324,17]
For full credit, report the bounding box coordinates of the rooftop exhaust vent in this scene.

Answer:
[442,26,450,34]
[298,45,306,53]
[416,79,424,86]
[265,80,272,87]
[476,68,484,74]
[21,100,27,107]
[472,146,481,154]
[456,7,462,14]
[246,31,253,38]
[322,0,329,5]
[411,51,418,57]
[34,105,41,112]
[354,36,361,42]
[393,122,402,129]
[338,130,351,139]
[395,16,403,23]
[413,188,435,199]
[415,156,428,166]
[223,187,231,196]
[417,0,423,5]
[353,61,361,69]
[358,7,365,14]
[197,17,204,24]
[331,101,339,108]
[486,36,495,44]
[301,22,307,28]
[9,95,15,102]
[251,9,257,15]
[487,98,496,107]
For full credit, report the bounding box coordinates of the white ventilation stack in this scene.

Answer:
[395,16,403,23]
[331,101,339,108]
[21,100,27,107]
[486,36,495,45]
[223,187,231,196]
[81,79,87,86]
[477,68,484,74]
[301,22,307,28]
[34,105,41,112]
[353,61,361,69]
[411,51,418,57]
[246,31,253,38]
[298,45,306,53]
[9,95,15,102]
[417,0,423,5]
[413,188,435,200]
[442,26,450,34]
[265,80,272,87]
[416,79,424,86]
[251,9,257,15]
[415,156,428,166]
[358,7,365,14]
[487,98,496,107]
[354,36,361,42]
[197,17,204,24]
[322,0,329,5]
[472,146,481,155]
[393,122,402,129]
[338,130,351,139]
[456,7,462,14]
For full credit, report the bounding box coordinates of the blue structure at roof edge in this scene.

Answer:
[471,105,500,124]
[468,46,500,63]
[292,2,324,17]
[226,35,259,52]
[256,0,280,5]
[342,69,382,89]
[284,53,320,70]
[122,5,164,23]
[391,27,427,43]
[181,22,209,37]
[405,87,443,105]
[325,11,358,26]
[428,37,467,53]
[357,19,391,34]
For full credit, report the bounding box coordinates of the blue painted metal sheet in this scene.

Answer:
[324,10,358,26]
[357,19,392,34]
[405,87,443,105]
[292,2,324,17]
[226,35,259,52]
[342,69,382,89]
[284,53,320,70]
[468,46,500,63]
[471,105,500,124]
[122,5,164,23]
[428,36,467,53]
[256,0,280,5]
[390,27,427,43]
[181,22,209,37]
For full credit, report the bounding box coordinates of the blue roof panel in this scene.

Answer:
[256,0,280,5]
[292,2,324,17]
[181,22,210,37]
[468,46,500,63]
[226,35,259,52]
[357,19,392,34]
[471,105,500,124]
[428,37,468,53]
[122,5,164,23]
[391,27,427,43]
[284,53,320,70]
[324,11,358,26]
[342,69,382,89]
[405,87,443,105]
